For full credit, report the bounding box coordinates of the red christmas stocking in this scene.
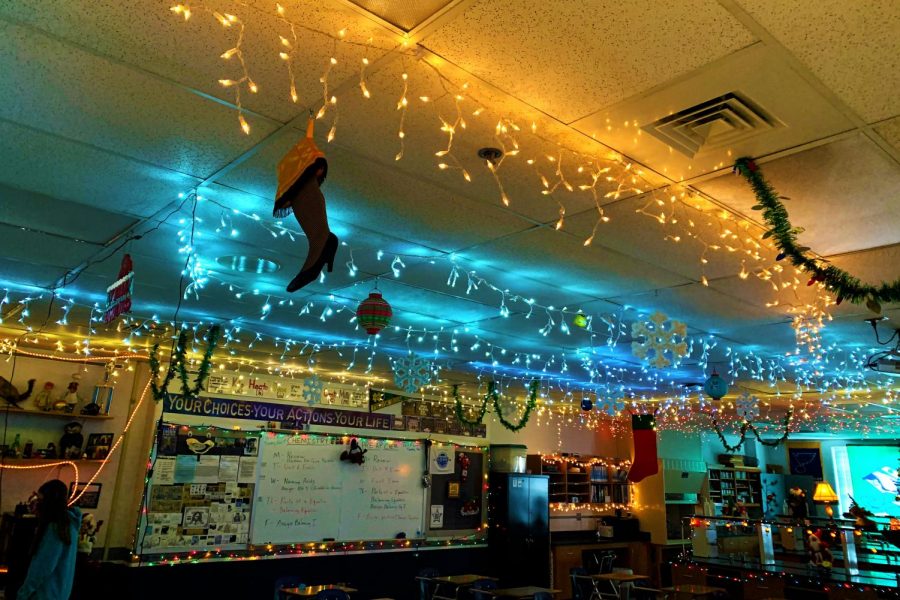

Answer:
[628,414,659,483]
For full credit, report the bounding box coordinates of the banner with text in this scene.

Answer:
[163,395,486,438]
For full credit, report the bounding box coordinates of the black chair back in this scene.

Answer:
[570,567,593,600]
[315,590,350,600]
[469,578,497,600]
[417,567,440,600]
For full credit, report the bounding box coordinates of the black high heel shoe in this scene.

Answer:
[286,233,338,293]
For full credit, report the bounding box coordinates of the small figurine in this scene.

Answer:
[78,513,104,555]
[0,376,35,408]
[45,442,57,459]
[808,532,833,568]
[339,438,367,465]
[62,381,81,413]
[787,487,809,518]
[32,382,55,411]
[60,422,84,459]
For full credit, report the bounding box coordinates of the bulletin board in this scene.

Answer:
[139,424,259,554]
[426,444,487,534]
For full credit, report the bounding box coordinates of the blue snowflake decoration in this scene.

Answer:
[302,375,325,405]
[597,397,626,417]
[392,354,435,393]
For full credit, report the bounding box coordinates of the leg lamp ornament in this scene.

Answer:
[275,116,338,293]
[627,414,659,483]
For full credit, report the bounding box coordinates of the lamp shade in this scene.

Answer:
[812,481,838,504]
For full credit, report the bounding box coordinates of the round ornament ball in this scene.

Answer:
[573,312,588,328]
[581,397,593,411]
[704,370,728,400]
[356,291,392,335]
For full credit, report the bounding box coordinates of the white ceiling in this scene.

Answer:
[0,0,898,412]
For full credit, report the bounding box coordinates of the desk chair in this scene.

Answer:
[592,552,616,575]
[274,577,307,600]
[315,590,350,600]
[571,567,596,600]
[469,579,498,600]
[417,568,440,600]
[630,587,670,600]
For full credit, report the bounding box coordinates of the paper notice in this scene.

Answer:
[154,457,176,484]
[238,456,258,483]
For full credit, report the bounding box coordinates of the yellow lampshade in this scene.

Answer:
[813,481,839,504]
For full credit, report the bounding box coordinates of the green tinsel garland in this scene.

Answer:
[150,325,221,402]
[493,380,539,432]
[711,407,794,453]
[452,382,494,427]
[734,157,900,312]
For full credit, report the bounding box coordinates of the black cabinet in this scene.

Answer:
[488,473,550,587]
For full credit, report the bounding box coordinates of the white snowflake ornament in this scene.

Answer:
[735,392,759,421]
[597,397,626,417]
[392,354,435,393]
[301,375,325,405]
[631,311,689,369]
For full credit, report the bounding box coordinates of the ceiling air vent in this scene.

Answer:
[642,93,783,158]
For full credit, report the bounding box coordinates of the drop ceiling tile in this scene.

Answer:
[874,116,900,154]
[0,185,137,244]
[605,282,780,336]
[563,193,761,282]
[348,0,455,31]
[696,134,900,255]
[0,120,198,218]
[0,225,99,274]
[0,20,281,179]
[735,0,900,122]
[422,0,756,123]
[464,227,690,300]
[571,44,854,181]
[0,0,397,123]
[394,256,599,321]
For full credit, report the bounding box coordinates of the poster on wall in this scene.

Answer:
[788,445,824,479]
[139,424,258,554]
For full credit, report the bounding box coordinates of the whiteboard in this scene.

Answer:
[251,434,425,545]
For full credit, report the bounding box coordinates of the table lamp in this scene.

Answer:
[813,481,839,518]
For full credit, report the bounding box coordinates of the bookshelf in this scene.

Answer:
[707,466,763,514]
[526,454,631,506]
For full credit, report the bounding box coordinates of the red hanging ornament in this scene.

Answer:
[356,291,392,335]
[458,452,470,483]
[103,254,134,323]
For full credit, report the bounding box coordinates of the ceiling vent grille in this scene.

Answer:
[642,93,783,158]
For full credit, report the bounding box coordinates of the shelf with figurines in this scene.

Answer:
[0,361,121,419]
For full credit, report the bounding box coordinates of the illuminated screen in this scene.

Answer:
[847,445,900,516]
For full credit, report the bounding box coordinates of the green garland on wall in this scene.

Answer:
[150,325,221,402]
[711,407,794,453]
[493,380,539,432]
[452,382,494,427]
[452,380,539,431]
[734,157,900,312]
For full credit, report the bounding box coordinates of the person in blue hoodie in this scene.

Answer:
[17,479,82,600]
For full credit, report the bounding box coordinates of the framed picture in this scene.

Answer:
[787,443,823,479]
[85,433,114,460]
[69,482,102,509]
[448,482,460,498]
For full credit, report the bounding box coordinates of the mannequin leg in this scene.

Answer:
[289,172,331,271]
